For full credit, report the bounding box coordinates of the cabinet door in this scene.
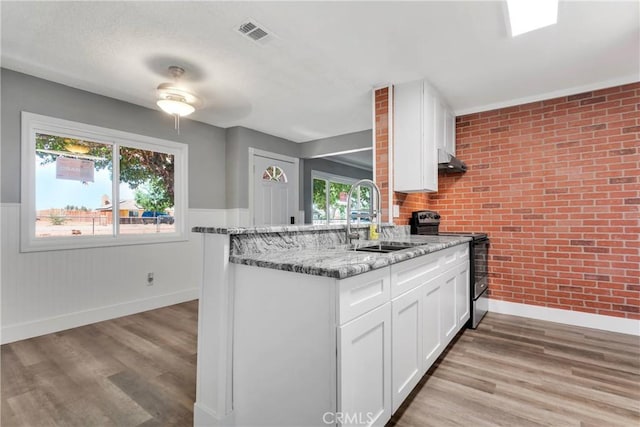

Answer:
[441,267,457,344]
[391,286,422,412]
[421,275,443,372]
[435,98,445,153]
[456,262,470,326]
[338,303,392,427]
[422,83,438,192]
[394,80,423,192]
[444,106,456,156]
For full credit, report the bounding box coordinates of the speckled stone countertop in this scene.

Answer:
[193,223,470,279]
[192,223,381,235]
[229,235,471,279]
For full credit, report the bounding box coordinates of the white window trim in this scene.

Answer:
[21,112,189,252]
[311,170,360,186]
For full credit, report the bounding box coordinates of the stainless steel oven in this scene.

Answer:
[410,210,489,328]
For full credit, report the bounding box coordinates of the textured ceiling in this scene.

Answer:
[2,1,638,143]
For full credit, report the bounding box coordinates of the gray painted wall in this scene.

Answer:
[300,129,372,158]
[225,126,303,210]
[1,69,226,208]
[303,158,372,224]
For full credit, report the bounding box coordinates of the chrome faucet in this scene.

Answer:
[346,179,382,244]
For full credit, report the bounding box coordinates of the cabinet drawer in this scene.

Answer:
[456,243,469,261]
[338,267,391,325]
[390,245,461,298]
[390,251,440,298]
[440,245,458,269]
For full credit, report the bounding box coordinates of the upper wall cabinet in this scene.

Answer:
[393,79,455,193]
[443,104,456,157]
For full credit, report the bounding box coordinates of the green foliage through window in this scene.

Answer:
[35,134,175,205]
[312,175,372,224]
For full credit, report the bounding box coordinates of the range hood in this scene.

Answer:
[438,149,467,173]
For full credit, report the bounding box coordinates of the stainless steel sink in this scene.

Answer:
[354,243,414,253]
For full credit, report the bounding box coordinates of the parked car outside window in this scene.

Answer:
[141,211,175,225]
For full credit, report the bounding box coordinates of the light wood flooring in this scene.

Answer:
[391,313,640,427]
[2,302,639,426]
[1,301,198,427]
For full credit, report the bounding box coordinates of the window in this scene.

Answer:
[311,171,371,225]
[262,165,287,182]
[21,112,188,251]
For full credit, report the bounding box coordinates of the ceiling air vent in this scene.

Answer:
[236,19,272,44]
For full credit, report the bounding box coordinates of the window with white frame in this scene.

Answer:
[311,171,371,225]
[21,112,188,251]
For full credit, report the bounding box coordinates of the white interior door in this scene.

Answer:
[253,153,298,226]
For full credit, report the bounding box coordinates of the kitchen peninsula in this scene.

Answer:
[192,224,471,426]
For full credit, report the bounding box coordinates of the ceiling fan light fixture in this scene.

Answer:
[157,96,196,117]
[156,66,201,132]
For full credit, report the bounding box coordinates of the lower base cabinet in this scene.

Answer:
[391,245,471,412]
[231,244,470,427]
[421,274,443,372]
[456,262,470,325]
[338,303,392,427]
[391,285,423,412]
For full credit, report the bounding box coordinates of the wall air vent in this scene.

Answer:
[236,19,272,44]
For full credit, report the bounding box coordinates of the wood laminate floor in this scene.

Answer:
[2,303,639,426]
[1,300,198,427]
[391,313,640,427]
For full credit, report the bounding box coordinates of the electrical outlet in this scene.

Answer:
[147,272,154,286]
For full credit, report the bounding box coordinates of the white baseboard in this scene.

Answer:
[1,288,199,344]
[489,299,640,336]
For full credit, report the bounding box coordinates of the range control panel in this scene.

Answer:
[412,210,440,224]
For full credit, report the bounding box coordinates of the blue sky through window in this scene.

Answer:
[35,160,135,210]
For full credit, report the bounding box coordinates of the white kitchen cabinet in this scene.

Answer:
[441,266,458,344]
[390,244,471,403]
[435,98,445,155]
[443,105,456,156]
[394,80,438,192]
[339,303,392,427]
[391,285,423,412]
[230,243,470,427]
[456,262,470,325]
[421,273,443,371]
[339,267,391,325]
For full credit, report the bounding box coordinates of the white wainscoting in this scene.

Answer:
[225,208,251,227]
[0,204,226,344]
[489,299,640,336]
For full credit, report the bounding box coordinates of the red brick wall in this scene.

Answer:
[377,83,640,319]
[374,87,391,222]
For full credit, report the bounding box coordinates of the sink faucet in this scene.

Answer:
[346,179,382,244]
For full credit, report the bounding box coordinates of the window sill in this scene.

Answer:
[20,233,189,253]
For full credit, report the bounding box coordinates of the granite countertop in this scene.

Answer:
[229,235,471,279]
[192,223,394,235]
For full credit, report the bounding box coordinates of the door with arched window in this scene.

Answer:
[252,152,298,226]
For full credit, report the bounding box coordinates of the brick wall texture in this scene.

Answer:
[375,83,639,319]
[374,87,390,222]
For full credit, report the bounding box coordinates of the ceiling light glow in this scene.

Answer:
[507,0,558,37]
